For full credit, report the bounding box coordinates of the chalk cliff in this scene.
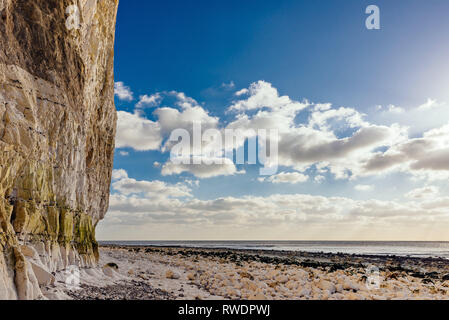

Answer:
[0,0,118,299]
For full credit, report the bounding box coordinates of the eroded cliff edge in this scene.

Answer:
[0,0,118,299]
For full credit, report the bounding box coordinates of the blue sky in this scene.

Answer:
[113,0,449,110]
[97,0,449,241]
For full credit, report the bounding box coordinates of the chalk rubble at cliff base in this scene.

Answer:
[51,247,449,300]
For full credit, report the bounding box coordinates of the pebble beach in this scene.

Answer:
[40,245,449,300]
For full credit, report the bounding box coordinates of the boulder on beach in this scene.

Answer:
[166,270,180,279]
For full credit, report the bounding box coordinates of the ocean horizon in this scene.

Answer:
[99,240,449,259]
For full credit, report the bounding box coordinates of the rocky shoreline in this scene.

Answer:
[52,245,449,300]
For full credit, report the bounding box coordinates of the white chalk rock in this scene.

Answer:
[317,280,336,294]
[299,288,312,297]
[266,270,279,280]
[165,270,180,279]
[242,279,258,291]
[285,280,298,290]
[342,280,360,291]
[29,261,55,286]
[103,266,115,277]
[276,275,289,284]
[186,272,196,280]
[20,245,39,259]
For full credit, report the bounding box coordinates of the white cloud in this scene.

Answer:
[235,88,249,96]
[155,105,219,137]
[185,179,200,187]
[264,172,309,184]
[106,81,449,240]
[405,186,439,200]
[99,81,449,240]
[225,81,410,181]
[136,93,162,108]
[275,124,406,179]
[362,122,449,180]
[116,111,162,151]
[168,91,200,109]
[116,90,237,179]
[355,184,374,191]
[153,161,161,168]
[112,169,192,198]
[114,82,134,101]
[112,169,128,181]
[161,157,238,179]
[371,99,448,135]
[228,80,306,112]
[308,105,368,130]
[103,179,449,240]
[221,81,235,89]
[119,151,129,156]
[385,105,405,114]
[417,98,442,111]
[114,82,449,185]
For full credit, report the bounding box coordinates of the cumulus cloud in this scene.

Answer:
[235,88,249,96]
[114,81,449,184]
[112,176,192,198]
[228,80,306,112]
[410,149,449,171]
[155,104,219,137]
[103,172,449,239]
[168,91,200,109]
[116,111,162,151]
[114,82,134,101]
[136,93,162,108]
[308,105,367,130]
[277,124,402,170]
[115,90,233,178]
[101,81,449,239]
[225,81,411,180]
[405,186,439,200]
[362,123,449,180]
[112,169,129,181]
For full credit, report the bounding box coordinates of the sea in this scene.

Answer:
[99,241,449,259]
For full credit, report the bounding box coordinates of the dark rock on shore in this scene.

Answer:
[67,280,175,300]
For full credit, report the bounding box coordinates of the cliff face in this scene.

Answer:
[0,0,118,299]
